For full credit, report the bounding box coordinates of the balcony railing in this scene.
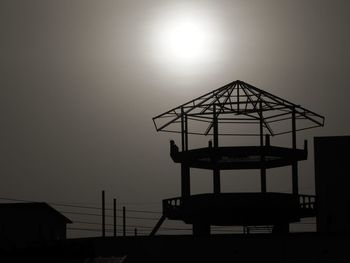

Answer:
[299,194,316,210]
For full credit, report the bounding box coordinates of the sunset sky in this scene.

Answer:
[1,0,349,236]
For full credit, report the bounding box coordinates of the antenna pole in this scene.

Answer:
[292,106,298,195]
[213,104,221,193]
[260,100,266,193]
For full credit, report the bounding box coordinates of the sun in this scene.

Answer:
[151,10,218,68]
[159,16,210,63]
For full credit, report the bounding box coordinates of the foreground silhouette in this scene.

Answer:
[5,81,350,262]
[0,202,71,248]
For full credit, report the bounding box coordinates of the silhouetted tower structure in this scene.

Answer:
[152,80,324,236]
[314,136,350,232]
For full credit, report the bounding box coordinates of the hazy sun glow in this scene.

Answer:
[159,16,210,63]
[151,8,220,69]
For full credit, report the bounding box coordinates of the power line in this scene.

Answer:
[59,210,159,220]
[68,227,148,234]
[73,221,192,231]
[0,196,317,236]
[0,197,35,203]
[52,203,161,214]
[0,197,161,215]
[122,209,161,214]
[72,220,249,231]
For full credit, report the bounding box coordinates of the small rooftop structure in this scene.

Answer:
[0,202,72,248]
[152,80,325,236]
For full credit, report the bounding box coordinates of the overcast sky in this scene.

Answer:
[1,0,350,230]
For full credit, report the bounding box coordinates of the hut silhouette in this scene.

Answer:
[0,202,71,248]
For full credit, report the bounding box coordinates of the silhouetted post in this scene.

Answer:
[213,104,221,193]
[185,114,188,151]
[181,107,190,197]
[292,106,298,195]
[213,170,220,193]
[243,226,250,235]
[113,198,117,237]
[102,190,105,237]
[181,106,188,151]
[265,134,270,146]
[193,223,210,236]
[123,206,126,237]
[134,228,137,236]
[237,85,240,112]
[259,100,267,193]
[213,104,219,149]
[181,165,190,197]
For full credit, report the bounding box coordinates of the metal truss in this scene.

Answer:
[152,80,325,136]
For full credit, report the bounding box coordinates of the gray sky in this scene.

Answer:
[1,0,350,235]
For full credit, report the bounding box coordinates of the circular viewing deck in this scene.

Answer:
[170,142,307,170]
[163,193,316,226]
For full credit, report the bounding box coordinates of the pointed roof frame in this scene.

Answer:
[152,80,325,136]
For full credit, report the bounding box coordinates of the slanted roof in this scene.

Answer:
[153,80,325,136]
[0,202,72,223]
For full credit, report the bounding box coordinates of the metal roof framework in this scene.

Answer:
[153,80,325,136]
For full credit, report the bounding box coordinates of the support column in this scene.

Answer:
[292,106,299,195]
[272,223,290,234]
[113,198,117,237]
[102,190,105,237]
[213,169,220,194]
[259,100,266,193]
[193,223,210,237]
[181,107,190,197]
[181,107,188,151]
[181,164,190,197]
[213,104,220,194]
[123,206,126,237]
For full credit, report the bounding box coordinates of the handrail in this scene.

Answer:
[163,197,182,207]
[299,194,316,210]
[163,194,317,213]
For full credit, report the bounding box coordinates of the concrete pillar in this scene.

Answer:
[193,223,210,236]
[181,164,190,197]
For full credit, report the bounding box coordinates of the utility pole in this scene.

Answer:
[113,198,117,237]
[123,206,126,237]
[102,190,105,237]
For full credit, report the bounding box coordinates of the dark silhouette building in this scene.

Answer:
[152,80,324,236]
[0,202,72,248]
[315,136,350,232]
